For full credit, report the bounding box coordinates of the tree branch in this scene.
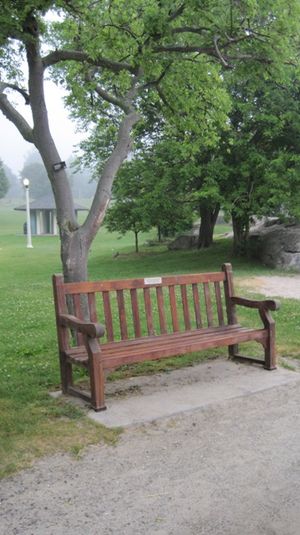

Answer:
[82,109,141,240]
[213,36,231,68]
[100,23,139,42]
[168,3,185,22]
[82,72,142,239]
[0,83,30,104]
[225,53,273,64]
[0,88,34,143]
[43,50,137,74]
[94,84,130,111]
[156,86,175,113]
[85,70,131,112]
[153,44,214,54]
[140,63,173,90]
[171,26,212,35]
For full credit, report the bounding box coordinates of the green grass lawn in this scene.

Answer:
[1,199,300,477]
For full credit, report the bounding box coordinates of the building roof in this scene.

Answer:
[14,193,88,211]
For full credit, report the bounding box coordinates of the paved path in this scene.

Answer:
[89,360,299,428]
[2,361,300,535]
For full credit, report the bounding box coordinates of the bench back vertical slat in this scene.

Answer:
[117,289,128,340]
[222,263,237,325]
[102,291,114,342]
[144,287,154,335]
[192,283,203,328]
[181,284,191,330]
[73,294,84,345]
[130,288,142,338]
[214,282,225,326]
[53,269,231,344]
[169,285,179,332]
[88,293,98,323]
[156,286,167,334]
[203,282,214,327]
[73,294,83,318]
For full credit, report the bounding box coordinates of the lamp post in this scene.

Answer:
[22,178,33,248]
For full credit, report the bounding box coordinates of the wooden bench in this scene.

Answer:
[52,263,280,411]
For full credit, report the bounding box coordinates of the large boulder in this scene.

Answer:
[249,223,300,271]
[168,233,197,250]
[168,224,199,250]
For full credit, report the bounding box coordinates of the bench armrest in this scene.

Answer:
[59,313,105,338]
[231,297,280,311]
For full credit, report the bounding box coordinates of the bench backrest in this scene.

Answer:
[53,263,235,345]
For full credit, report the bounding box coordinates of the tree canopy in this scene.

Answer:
[1,0,299,279]
[0,159,9,199]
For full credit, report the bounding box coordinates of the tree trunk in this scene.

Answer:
[231,211,250,256]
[157,225,162,242]
[24,34,82,282]
[60,229,89,282]
[197,203,220,248]
[134,230,139,253]
[14,18,140,283]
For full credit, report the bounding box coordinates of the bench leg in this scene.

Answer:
[86,338,107,411]
[228,343,239,359]
[264,324,277,370]
[228,340,276,370]
[259,308,277,370]
[59,352,73,394]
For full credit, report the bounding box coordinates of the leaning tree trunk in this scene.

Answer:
[60,228,89,282]
[26,36,82,282]
[24,19,140,283]
[1,14,140,283]
[197,203,220,249]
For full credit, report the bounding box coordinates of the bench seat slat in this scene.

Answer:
[65,325,267,369]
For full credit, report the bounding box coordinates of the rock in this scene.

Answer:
[168,223,200,250]
[249,223,300,271]
[168,234,197,250]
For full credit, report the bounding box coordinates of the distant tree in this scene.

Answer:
[105,165,151,252]
[121,155,194,242]
[20,152,52,198]
[219,76,300,254]
[3,164,21,198]
[132,139,223,248]
[68,159,96,199]
[0,159,9,198]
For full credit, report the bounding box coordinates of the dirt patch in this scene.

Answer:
[238,275,300,299]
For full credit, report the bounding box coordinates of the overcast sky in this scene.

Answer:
[0,81,85,176]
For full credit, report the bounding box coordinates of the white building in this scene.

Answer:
[15,194,88,235]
